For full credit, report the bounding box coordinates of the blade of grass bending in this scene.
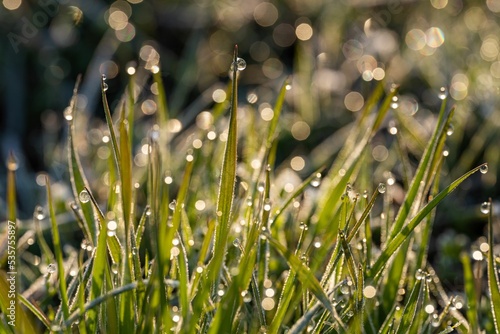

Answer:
[18,294,51,329]
[0,271,37,334]
[460,252,479,334]
[264,232,336,322]
[486,198,500,334]
[45,176,70,321]
[209,46,240,286]
[370,163,487,280]
[388,102,452,240]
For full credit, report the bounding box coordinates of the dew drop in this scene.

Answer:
[63,107,73,121]
[246,196,253,207]
[262,197,272,210]
[35,205,45,220]
[102,82,109,92]
[362,190,368,198]
[299,222,308,231]
[233,238,241,247]
[285,84,292,90]
[340,283,350,295]
[107,220,117,237]
[111,263,119,275]
[145,207,152,216]
[480,164,488,174]
[69,201,78,210]
[415,269,425,280]
[79,190,90,203]
[101,74,107,81]
[311,173,322,187]
[257,182,265,192]
[446,124,454,136]
[480,201,490,214]
[231,57,247,71]
[438,86,448,100]
[391,96,399,109]
[47,263,56,274]
[6,154,19,171]
[377,183,386,194]
[169,200,177,211]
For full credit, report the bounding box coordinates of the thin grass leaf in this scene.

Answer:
[460,252,480,334]
[18,294,51,330]
[370,163,487,280]
[6,152,17,222]
[67,77,96,244]
[206,46,240,297]
[45,176,71,321]
[388,102,452,240]
[486,198,500,334]
[266,78,290,148]
[394,278,424,334]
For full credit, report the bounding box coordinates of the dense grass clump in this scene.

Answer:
[0,47,499,334]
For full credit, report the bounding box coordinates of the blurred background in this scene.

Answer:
[1,0,499,285]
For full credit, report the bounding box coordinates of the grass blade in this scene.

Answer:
[45,176,70,321]
[486,198,500,334]
[460,252,480,334]
[66,77,96,244]
[370,163,487,280]
[394,278,424,334]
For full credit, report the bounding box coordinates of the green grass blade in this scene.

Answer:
[6,152,17,222]
[486,198,500,334]
[209,46,240,285]
[18,294,50,330]
[370,163,486,280]
[394,278,424,334]
[460,252,480,334]
[45,176,70,321]
[266,78,290,148]
[101,74,122,177]
[389,102,452,240]
[67,77,96,244]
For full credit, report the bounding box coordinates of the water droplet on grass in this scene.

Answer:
[111,263,119,275]
[438,86,448,100]
[415,269,425,280]
[35,206,45,220]
[102,83,109,92]
[231,57,247,71]
[340,283,349,295]
[47,263,56,274]
[480,164,488,174]
[107,220,117,236]
[79,190,90,203]
[169,200,177,210]
[64,107,73,121]
[480,201,490,214]
[377,183,386,194]
[311,173,322,187]
[446,124,454,136]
